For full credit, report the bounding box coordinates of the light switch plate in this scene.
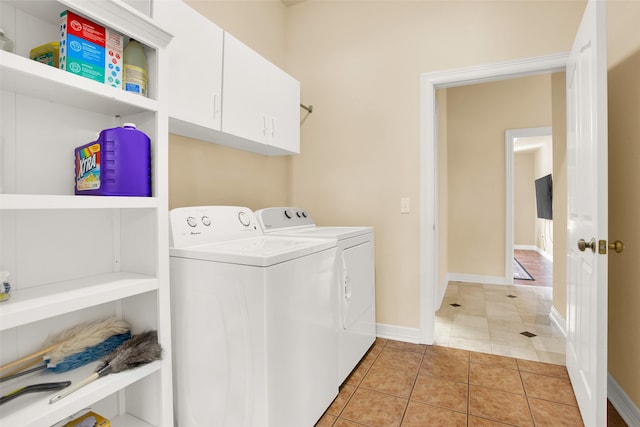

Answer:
[400,197,410,214]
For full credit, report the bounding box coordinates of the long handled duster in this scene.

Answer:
[50,330,162,404]
[0,318,131,382]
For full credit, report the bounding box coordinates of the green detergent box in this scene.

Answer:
[59,10,123,89]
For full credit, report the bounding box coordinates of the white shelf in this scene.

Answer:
[1,0,173,424]
[0,360,162,427]
[0,194,159,210]
[0,51,158,116]
[0,273,158,330]
[2,0,172,52]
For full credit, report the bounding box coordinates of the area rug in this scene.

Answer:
[514,257,534,281]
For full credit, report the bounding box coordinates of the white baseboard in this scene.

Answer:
[536,247,553,262]
[448,273,506,286]
[514,245,553,262]
[608,373,640,426]
[514,244,537,251]
[549,306,567,337]
[376,323,421,344]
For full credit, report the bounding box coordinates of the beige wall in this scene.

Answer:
[165,0,640,410]
[169,1,585,328]
[286,1,583,327]
[446,75,553,277]
[608,29,640,408]
[514,153,536,246]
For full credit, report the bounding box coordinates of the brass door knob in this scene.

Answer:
[609,240,624,253]
[578,238,596,253]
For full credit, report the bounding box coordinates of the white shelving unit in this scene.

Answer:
[0,1,173,426]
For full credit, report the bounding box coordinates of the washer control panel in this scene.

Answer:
[170,206,260,247]
[256,207,315,231]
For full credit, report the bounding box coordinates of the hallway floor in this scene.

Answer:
[316,339,584,426]
[514,249,553,287]
[434,282,565,363]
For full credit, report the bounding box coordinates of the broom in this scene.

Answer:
[50,330,163,404]
[0,318,131,381]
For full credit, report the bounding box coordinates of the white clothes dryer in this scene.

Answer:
[255,207,376,384]
[169,206,338,427]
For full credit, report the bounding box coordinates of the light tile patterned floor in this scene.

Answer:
[434,282,566,364]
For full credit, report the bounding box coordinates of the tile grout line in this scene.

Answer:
[397,345,427,426]
[518,360,537,426]
[467,350,471,427]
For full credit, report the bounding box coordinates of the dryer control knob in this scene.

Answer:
[238,211,251,227]
[186,216,197,227]
[284,209,293,219]
[201,216,211,226]
[301,211,308,218]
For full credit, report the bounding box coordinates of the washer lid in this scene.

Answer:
[169,235,336,266]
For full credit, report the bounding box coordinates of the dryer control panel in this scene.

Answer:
[169,206,260,247]
[256,207,315,231]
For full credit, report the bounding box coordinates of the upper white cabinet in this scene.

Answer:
[153,0,300,156]
[0,1,174,426]
[222,33,300,155]
[154,0,223,133]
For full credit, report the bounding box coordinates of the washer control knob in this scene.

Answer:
[300,211,307,218]
[186,216,197,227]
[201,216,211,226]
[238,211,251,227]
[284,209,293,219]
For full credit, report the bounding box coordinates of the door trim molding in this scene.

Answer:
[419,53,568,344]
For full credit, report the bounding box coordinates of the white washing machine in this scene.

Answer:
[255,207,376,384]
[169,206,338,427]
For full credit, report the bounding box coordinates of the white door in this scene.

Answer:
[565,1,608,426]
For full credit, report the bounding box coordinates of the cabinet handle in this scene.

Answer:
[271,117,277,138]
[262,115,268,136]
[213,93,219,120]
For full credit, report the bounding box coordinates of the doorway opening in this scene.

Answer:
[419,53,568,347]
[507,127,554,289]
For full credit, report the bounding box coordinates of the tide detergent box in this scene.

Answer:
[59,10,123,88]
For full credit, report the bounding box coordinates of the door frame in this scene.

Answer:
[419,53,568,344]
[505,126,553,285]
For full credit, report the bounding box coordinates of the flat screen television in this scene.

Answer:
[535,173,553,220]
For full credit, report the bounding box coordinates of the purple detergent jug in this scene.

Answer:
[75,123,151,196]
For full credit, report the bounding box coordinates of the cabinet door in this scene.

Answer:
[221,32,271,144]
[155,0,223,131]
[267,64,300,154]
